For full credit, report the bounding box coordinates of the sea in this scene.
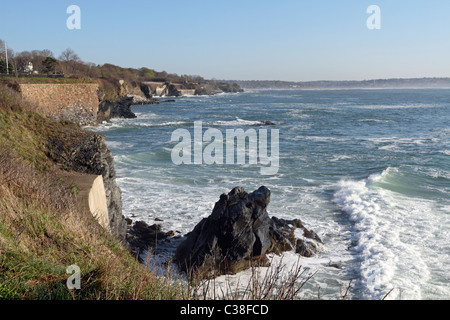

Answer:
[87,88,450,300]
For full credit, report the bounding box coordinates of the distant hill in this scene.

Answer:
[223,78,450,90]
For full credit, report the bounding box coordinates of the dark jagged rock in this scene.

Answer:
[97,96,160,123]
[253,120,276,126]
[97,97,136,123]
[175,186,322,278]
[126,220,175,260]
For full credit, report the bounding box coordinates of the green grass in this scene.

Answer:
[0,76,95,84]
[0,85,189,300]
[0,148,189,300]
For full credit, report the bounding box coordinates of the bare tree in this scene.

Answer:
[58,48,81,74]
[85,62,101,78]
[39,49,54,58]
[15,51,33,73]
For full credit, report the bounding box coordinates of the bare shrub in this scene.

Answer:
[186,255,317,300]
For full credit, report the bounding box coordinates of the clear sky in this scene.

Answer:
[1,0,449,81]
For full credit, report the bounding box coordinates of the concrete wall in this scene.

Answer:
[88,175,110,232]
[63,173,110,233]
[19,83,99,126]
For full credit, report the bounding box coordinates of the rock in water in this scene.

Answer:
[175,186,322,277]
[126,220,175,260]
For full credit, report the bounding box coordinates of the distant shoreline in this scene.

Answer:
[239,86,450,91]
[222,77,450,90]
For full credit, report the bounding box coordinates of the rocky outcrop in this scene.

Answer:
[126,220,175,259]
[143,80,244,97]
[195,82,244,96]
[175,186,322,277]
[69,133,127,241]
[47,126,127,241]
[143,81,168,96]
[97,97,137,123]
[97,95,160,123]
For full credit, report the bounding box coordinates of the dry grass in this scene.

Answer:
[0,84,31,112]
[0,86,190,300]
[0,143,191,300]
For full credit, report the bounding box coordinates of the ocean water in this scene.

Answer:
[88,89,450,300]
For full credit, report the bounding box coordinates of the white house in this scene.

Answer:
[24,62,33,74]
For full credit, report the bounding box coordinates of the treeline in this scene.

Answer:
[0,40,203,83]
[0,40,243,100]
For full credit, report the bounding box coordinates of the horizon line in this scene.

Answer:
[218,76,450,83]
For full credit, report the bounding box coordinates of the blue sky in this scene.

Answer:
[1,0,449,81]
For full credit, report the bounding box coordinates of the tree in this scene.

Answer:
[85,62,101,78]
[42,57,57,74]
[0,60,14,74]
[15,51,33,73]
[58,48,81,74]
[139,67,155,79]
[59,48,80,62]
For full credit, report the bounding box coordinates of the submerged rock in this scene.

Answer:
[97,97,136,122]
[126,220,175,259]
[256,120,276,126]
[175,186,322,278]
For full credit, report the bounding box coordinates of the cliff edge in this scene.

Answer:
[46,122,128,240]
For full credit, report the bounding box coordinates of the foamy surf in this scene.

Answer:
[89,88,450,300]
[332,168,445,299]
[212,117,274,126]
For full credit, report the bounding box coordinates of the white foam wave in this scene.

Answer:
[212,117,273,126]
[357,118,393,123]
[332,168,433,299]
[329,155,353,162]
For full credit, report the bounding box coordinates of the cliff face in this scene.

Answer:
[71,133,127,240]
[12,79,242,126]
[47,124,127,241]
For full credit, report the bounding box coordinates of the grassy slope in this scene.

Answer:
[0,86,187,300]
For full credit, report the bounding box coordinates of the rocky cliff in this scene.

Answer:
[5,77,242,126]
[47,123,127,241]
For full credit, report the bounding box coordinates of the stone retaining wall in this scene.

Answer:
[19,83,99,125]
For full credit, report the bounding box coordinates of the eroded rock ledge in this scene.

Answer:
[174,186,322,278]
[47,125,127,241]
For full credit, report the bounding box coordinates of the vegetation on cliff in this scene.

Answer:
[0,85,188,300]
[0,42,243,104]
